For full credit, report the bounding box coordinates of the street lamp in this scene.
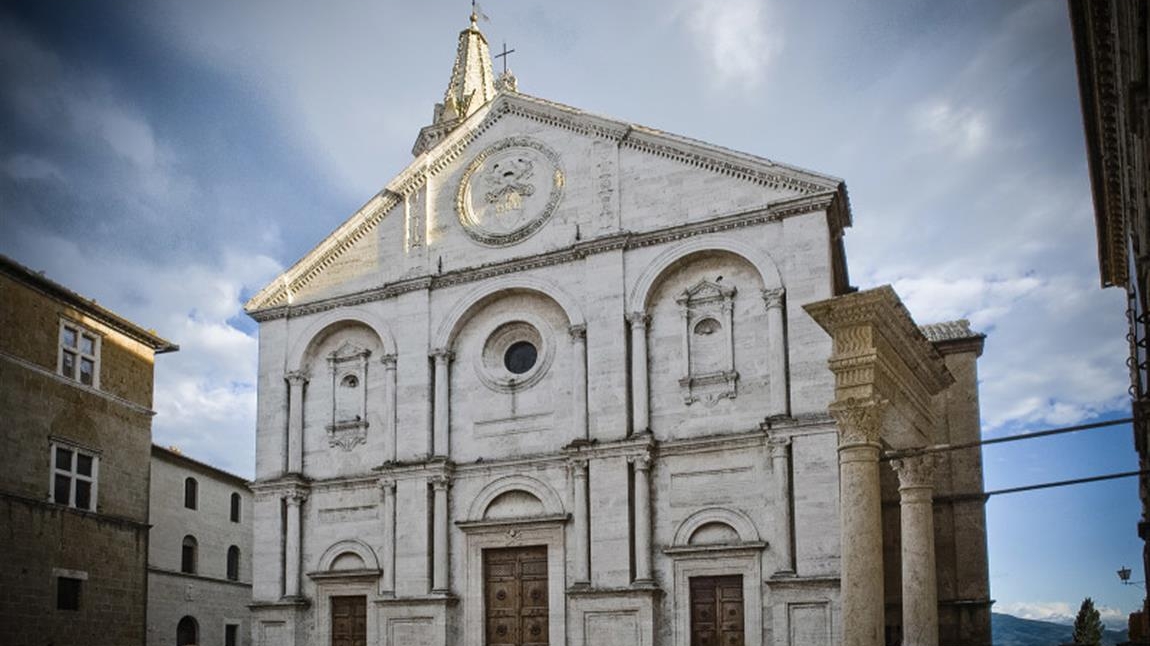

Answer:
[1121,566,1134,583]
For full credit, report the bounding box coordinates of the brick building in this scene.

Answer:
[147,445,253,646]
[0,254,177,645]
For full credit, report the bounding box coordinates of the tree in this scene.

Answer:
[1073,597,1104,646]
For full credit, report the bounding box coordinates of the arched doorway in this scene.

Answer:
[177,615,198,646]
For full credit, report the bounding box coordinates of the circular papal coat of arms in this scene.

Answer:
[456,137,565,246]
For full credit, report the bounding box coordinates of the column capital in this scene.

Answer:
[285,490,309,507]
[891,453,937,491]
[627,311,650,329]
[430,475,452,491]
[378,478,397,494]
[381,353,398,368]
[829,396,888,446]
[431,348,454,363]
[568,324,587,340]
[285,370,310,386]
[767,435,792,458]
[567,458,589,476]
[628,454,653,472]
[762,287,786,310]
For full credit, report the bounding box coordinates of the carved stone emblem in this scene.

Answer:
[456,137,564,246]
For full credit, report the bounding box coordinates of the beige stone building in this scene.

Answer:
[147,445,253,646]
[0,254,177,646]
[244,16,992,646]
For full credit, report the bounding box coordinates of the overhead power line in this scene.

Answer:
[985,469,1149,498]
[881,417,1134,461]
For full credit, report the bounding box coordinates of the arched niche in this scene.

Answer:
[286,306,396,372]
[628,236,782,313]
[671,507,761,547]
[314,538,382,574]
[464,474,565,522]
[432,275,585,351]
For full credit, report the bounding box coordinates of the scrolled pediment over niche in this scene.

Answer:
[675,279,738,405]
[326,341,371,451]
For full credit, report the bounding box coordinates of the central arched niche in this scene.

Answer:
[300,320,386,479]
[646,250,770,437]
[449,290,572,462]
[483,490,546,520]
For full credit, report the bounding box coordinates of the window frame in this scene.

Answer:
[57,319,101,389]
[48,440,99,511]
[184,477,198,510]
[181,535,198,574]
[226,545,240,581]
[230,492,241,523]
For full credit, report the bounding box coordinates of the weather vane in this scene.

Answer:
[471,0,489,24]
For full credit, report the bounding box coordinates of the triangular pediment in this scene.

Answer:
[678,279,737,305]
[245,91,848,316]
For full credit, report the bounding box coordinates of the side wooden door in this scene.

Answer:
[690,575,745,646]
[331,595,367,646]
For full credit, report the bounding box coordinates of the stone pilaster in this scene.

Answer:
[431,350,453,457]
[630,454,654,585]
[763,288,789,417]
[892,453,939,646]
[570,325,589,441]
[830,396,887,646]
[569,458,591,587]
[285,371,309,474]
[382,354,398,463]
[379,479,397,596]
[430,476,451,594]
[283,490,308,599]
[627,313,651,433]
[768,435,794,574]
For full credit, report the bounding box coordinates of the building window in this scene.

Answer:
[226,546,240,581]
[230,492,241,523]
[176,616,198,646]
[59,321,99,387]
[56,577,82,610]
[184,477,198,509]
[181,535,198,574]
[225,624,238,646]
[49,443,98,511]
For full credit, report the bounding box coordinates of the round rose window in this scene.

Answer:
[504,341,538,374]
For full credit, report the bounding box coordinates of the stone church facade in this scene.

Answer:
[245,16,991,646]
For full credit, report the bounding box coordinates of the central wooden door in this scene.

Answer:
[331,595,366,646]
[484,545,549,646]
[690,575,745,646]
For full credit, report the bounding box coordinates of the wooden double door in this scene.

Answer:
[690,575,745,646]
[484,545,549,646]
[331,595,367,646]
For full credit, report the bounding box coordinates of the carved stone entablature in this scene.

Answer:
[677,279,738,406]
[829,397,888,446]
[327,341,371,452]
[804,286,953,446]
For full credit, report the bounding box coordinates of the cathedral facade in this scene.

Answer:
[245,17,991,646]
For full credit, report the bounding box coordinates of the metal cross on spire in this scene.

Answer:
[495,42,516,75]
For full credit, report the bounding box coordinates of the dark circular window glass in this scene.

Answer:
[504,341,538,374]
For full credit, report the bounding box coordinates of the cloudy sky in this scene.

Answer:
[0,0,1138,624]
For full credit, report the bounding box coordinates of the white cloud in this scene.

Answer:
[912,101,989,158]
[998,600,1129,629]
[680,0,781,90]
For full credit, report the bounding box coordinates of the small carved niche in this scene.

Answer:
[676,279,738,406]
[326,341,371,451]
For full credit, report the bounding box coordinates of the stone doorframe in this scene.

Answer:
[307,574,381,646]
[456,515,570,646]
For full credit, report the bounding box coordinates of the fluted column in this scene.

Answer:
[431,476,451,594]
[285,371,309,474]
[379,479,397,596]
[382,354,398,463]
[283,491,307,598]
[768,436,795,574]
[830,397,887,646]
[569,459,591,586]
[628,313,651,433]
[630,454,654,584]
[570,325,589,441]
[432,350,453,457]
[762,288,789,417]
[892,453,939,646]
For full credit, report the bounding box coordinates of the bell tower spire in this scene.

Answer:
[412,10,497,156]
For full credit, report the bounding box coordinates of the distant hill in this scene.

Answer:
[993,612,1129,646]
